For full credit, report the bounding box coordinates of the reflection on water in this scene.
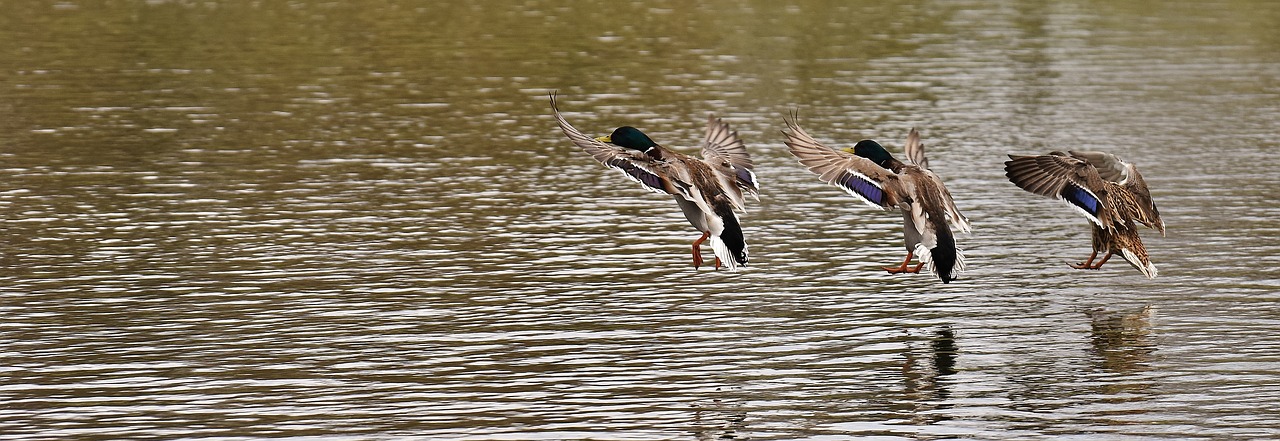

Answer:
[1082,305,1158,429]
[2,0,1280,439]
[902,327,958,425]
[1088,305,1156,376]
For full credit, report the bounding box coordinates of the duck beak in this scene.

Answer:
[595,135,612,143]
[841,147,856,154]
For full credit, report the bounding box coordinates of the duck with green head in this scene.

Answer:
[550,92,759,270]
[783,114,971,283]
[1004,150,1164,278]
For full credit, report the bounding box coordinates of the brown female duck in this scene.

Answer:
[1004,151,1165,278]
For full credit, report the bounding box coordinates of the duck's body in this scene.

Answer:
[783,116,970,283]
[550,93,758,270]
[1004,151,1164,278]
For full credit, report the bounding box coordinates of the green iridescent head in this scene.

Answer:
[596,126,657,152]
[844,140,893,167]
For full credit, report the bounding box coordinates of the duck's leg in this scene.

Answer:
[1090,251,1114,269]
[691,231,711,269]
[884,251,921,274]
[1068,250,1099,269]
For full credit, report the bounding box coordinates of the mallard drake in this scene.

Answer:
[782,115,971,283]
[1004,151,1165,278]
[550,92,759,271]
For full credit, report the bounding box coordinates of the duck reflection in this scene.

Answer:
[692,386,748,440]
[902,326,958,423]
[1087,305,1156,374]
[1086,304,1157,401]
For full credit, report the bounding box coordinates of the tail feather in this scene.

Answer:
[916,227,962,283]
[1119,248,1158,279]
[713,209,748,270]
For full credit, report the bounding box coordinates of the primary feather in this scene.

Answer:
[550,92,757,271]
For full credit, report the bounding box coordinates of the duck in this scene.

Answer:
[550,92,759,271]
[782,115,971,283]
[1004,150,1165,278]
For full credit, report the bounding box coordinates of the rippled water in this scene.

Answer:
[2,1,1279,439]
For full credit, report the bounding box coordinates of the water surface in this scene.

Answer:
[2,1,1279,439]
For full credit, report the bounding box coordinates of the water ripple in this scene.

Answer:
[3,1,1280,440]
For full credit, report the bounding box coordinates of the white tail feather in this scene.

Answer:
[708,236,740,272]
[914,243,966,282]
[1119,248,1157,279]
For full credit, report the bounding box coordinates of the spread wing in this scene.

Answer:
[1004,152,1112,229]
[1067,150,1130,183]
[919,169,971,233]
[783,114,901,209]
[550,92,672,195]
[700,114,759,200]
[903,128,929,170]
[1070,150,1164,235]
[1120,166,1165,235]
[902,129,968,232]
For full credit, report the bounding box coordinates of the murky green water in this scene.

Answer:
[2,1,1279,439]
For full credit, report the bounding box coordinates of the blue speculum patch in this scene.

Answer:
[608,159,664,191]
[1063,185,1100,215]
[840,172,883,205]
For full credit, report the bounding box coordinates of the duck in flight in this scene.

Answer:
[783,115,971,283]
[550,92,759,270]
[1004,150,1164,278]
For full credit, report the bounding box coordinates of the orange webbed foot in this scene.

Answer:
[883,252,920,274]
[691,231,711,270]
[1067,251,1100,270]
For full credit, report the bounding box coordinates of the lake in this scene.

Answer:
[2,1,1279,439]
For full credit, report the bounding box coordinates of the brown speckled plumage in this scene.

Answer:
[1005,151,1164,278]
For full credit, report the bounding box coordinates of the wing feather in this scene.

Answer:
[1005,153,1110,229]
[783,114,900,209]
[1069,151,1165,235]
[550,92,672,195]
[920,169,971,233]
[901,129,968,232]
[700,114,759,200]
[903,128,929,170]
[1121,167,1165,235]
[1067,150,1129,183]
